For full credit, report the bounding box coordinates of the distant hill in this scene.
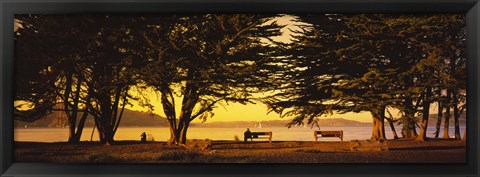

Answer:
[14,109,169,128]
[193,113,467,128]
[15,110,466,128]
[192,118,372,128]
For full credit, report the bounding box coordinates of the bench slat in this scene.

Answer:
[244,131,272,143]
[315,131,342,134]
[251,132,272,135]
[314,130,343,142]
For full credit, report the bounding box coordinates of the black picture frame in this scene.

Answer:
[1,0,479,176]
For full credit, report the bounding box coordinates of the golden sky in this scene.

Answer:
[125,89,376,123]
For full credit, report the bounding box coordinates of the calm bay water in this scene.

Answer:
[14,126,466,142]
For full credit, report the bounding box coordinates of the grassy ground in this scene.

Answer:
[15,139,466,163]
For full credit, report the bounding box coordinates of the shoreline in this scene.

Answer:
[15,139,466,163]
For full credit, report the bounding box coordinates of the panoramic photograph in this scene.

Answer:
[13,14,466,163]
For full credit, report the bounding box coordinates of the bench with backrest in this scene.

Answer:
[314,130,343,142]
[245,131,272,143]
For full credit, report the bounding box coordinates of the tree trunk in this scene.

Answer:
[67,120,77,143]
[93,97,116,145]
[65,75,91,143]
[89,85,127,145]
[98,129,113,145]
[96,121,115,145]
[410,121,418,137]
[434,89,443,138]
[180,122,190,144]
[402,99,418,139]
[371,118,386,141]
[166,119,192,145]
[63,73,78,143]
[167,119,178,145]
[453,93,461,140]
[416,87,432,141]
[443,91,451,139]
[463,130,466,141]
[97,124,110,145]
[371,117,378,140]
[449,54,461,140]
[70,75,83,142]
[100,100,112,145]
[379,116,386,140]
[160,84,180,145]
[401,76,418,139]
[370,106,386,141]
[90,122,96,141]
[71,88,91,143]
[104,128,115,145]
[163,80,199,145]
[402,111,418,138]
[385,109,399,139]
[387,118,399,139]
[96,121,105,143]
[454,110,462,140]
[70,109,89,142]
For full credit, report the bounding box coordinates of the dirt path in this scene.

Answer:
[15,139,466,163]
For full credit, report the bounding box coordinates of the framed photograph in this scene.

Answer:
[1,0,479,176]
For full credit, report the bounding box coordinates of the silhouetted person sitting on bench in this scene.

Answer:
[141,132,147,142]
[244,128,251,142]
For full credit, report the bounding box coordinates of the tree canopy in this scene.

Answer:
[14,14,466,144]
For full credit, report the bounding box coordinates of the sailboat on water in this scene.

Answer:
[254,122,263,128]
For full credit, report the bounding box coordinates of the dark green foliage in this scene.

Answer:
[130,14,284,144]
[15,15,100,142]
[15,15,138,144]
[264,14,466,140]
[265,14,361,127]
[13,13,466,145]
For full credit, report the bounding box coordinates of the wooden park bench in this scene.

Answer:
[245,131,272,143]
[314,130,343,142]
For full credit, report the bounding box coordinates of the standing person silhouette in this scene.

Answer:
[141,132,147,142]
[244,128,252,142]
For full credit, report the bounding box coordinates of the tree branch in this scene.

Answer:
[190,99,222,121]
